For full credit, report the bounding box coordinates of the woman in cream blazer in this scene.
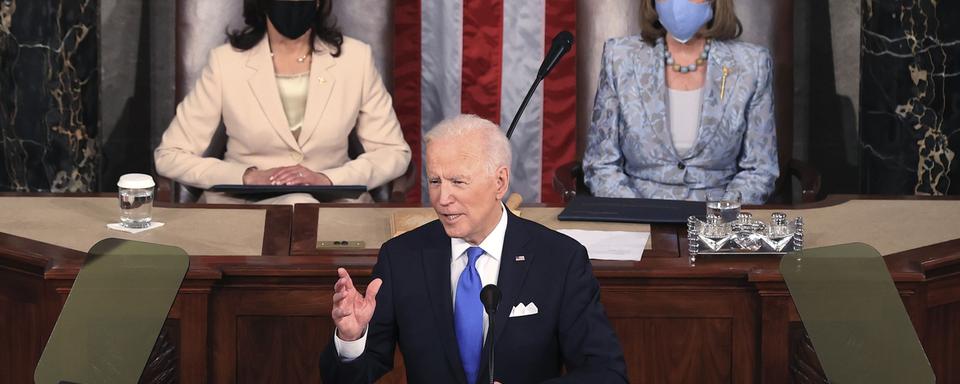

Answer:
[155,0,410,204]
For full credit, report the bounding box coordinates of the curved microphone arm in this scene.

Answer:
[505,77,543,139]
[505,31,574,139]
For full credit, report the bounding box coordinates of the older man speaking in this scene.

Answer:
[321,115,627,383]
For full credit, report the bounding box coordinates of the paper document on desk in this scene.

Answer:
[557,229,649,261]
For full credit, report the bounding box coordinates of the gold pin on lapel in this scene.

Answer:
[720,66,730,101]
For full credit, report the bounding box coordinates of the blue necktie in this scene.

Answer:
[455,246,485,384]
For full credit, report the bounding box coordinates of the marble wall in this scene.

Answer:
[861,0,959,195]
[0,0,99,192]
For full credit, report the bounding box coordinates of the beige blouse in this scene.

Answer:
[276,72,310,140]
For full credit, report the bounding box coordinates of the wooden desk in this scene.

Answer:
[289,196,960,383]
[1,195,959,383]
[0,195,292,384]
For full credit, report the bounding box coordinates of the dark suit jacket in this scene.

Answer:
[320,211,628,383]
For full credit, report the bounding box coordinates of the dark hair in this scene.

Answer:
[639,0,742,45]
[228,0,343,57]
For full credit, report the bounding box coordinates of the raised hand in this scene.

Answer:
[331,268,383,341]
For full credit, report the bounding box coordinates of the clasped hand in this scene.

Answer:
[243,165,332,186]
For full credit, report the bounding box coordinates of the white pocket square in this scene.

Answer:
[509,302,539,318]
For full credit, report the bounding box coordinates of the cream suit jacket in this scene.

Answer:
[154,36,411,198]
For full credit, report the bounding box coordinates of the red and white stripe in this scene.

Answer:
[394,0,577,203]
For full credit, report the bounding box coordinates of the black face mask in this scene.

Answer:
[268,1,316,39]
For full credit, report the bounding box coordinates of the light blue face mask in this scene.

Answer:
[655,0,714,44]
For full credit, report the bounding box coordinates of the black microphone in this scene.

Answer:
[537,31,575,80]
[480,284,501,315]
[505,31,575,139]
[480,284,501,384]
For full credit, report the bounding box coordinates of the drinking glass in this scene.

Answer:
[117,173,155,228]
[705,190,742,223]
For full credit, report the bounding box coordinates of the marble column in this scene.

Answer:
[0,0,99,192]
[861,0,959,195]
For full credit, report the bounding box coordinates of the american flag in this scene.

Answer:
[393,0,578,203]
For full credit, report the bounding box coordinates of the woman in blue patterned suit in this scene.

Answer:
[583,0,778,205]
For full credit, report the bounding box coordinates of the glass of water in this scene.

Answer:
[706,190,742,223]
[117,173,155,229]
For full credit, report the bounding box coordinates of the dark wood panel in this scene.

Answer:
[209,288,334,384]
[760,294,792,384]
[927,302,960,383]
[604,287,758,383]
[0,266,44,384]
[928,269,960,307]
[291,204,320,255]
[601,287,749,318]
[613,318,732,383]
[172,292,211,384]
[237,316,328,383]
[0,294,41,384]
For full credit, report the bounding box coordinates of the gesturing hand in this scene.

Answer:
[332,268,383,341]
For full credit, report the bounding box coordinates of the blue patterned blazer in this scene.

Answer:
[583,36,778,205]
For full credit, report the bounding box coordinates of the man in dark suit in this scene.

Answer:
[321,115,627,383]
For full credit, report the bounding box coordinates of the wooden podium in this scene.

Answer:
[1,195,959,383]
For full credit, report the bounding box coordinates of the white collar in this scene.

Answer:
[451,203,508,262]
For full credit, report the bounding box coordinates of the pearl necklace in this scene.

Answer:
[664,39,711,74]
[270,51,310,63]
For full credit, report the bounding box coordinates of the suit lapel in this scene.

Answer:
[476,212,534,382]
[421,224,468,384]
[492,213,534,346]
[296,44,337,146]
[245,39,301,152]
[638,39,676,154]
[687,40,740,158]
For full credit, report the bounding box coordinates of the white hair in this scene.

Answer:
[424,114,512,174]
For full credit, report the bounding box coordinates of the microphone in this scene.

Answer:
[480,284,501,384]
[480,284,501,315]
[506,31,575,139]
[537,31,575,80]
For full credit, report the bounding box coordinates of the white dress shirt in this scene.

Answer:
[335,204,508,359]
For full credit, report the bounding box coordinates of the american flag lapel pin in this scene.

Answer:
[515,255,526,262]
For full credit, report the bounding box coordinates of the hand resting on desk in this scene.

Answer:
[243,164,333,186]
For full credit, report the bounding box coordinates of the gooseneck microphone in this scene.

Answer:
[480,284,502,384]
[505,31,575,139]
[537,31,575,80]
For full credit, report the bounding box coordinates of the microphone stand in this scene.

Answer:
[505,76,544,139]
[480,284,501,384]
[493,30,571,382]
[505,31,573,139]
[488,315,495,384]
